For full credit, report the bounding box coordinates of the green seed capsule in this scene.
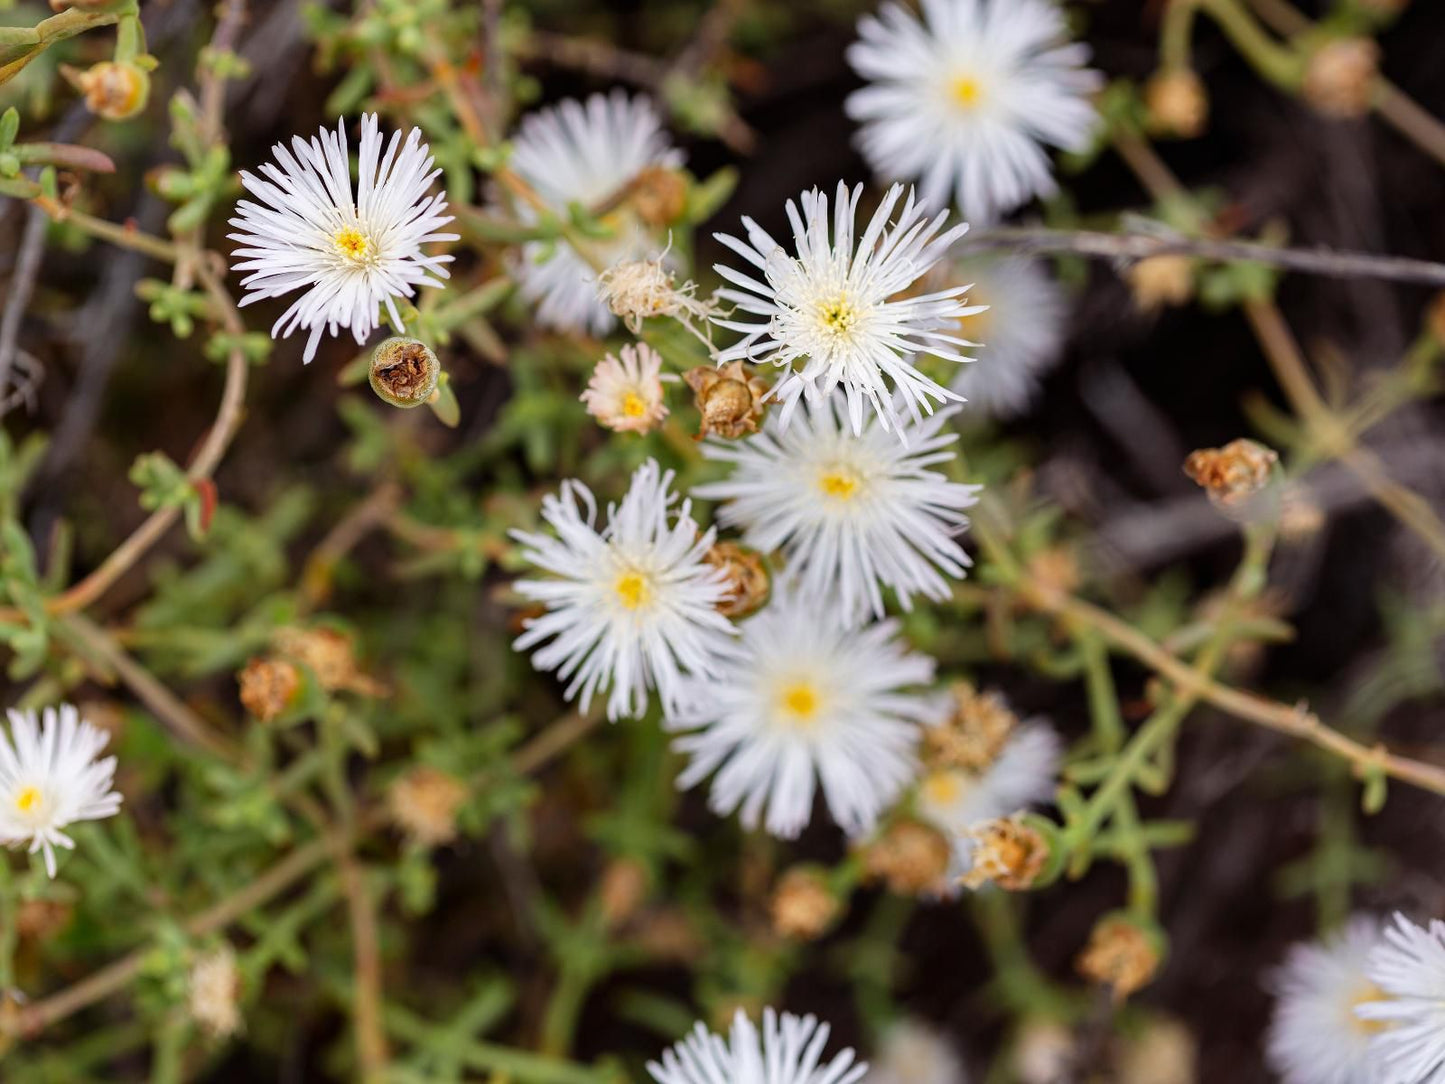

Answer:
[369,337,439,409]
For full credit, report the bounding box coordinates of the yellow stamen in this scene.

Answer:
[950,75,984,108]
[778,682,821,724]
[818,467,861,501]
[615,572,651,611]
[921,770,966,807]
[621,392,648,418]
[817,297,858,337]
[15,785,40,814]
[333,226,370,262]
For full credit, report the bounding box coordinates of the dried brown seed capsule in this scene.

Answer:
[924,682,1017,773]
[1183,438,1279,513]
[1145,70,1208,139]
[237,657,301,724]
[959,816,1049,891]
[1128,255,1195,313]
[684,360,771,439]
[387,766,470,848]
[861,817,952,895]
[273,626,387,697]
[1303,38,1380,119]
[702,541,770,619]
[1077,914,1163,1002]
[369,337,440,408]
[769,867,839,940]
[64,61,149,121]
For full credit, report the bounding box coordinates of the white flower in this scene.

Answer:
[1357,913,1445,1083]
[229,114,457,363]
[581,342,669,434]
[509,92,681,335]
[846,0,1101,223]
[668,584,934,838]
[648,1009,866,1084]
[512,459,736,721]
[946,256,1067,418]
[866,1020,967,1084]
[915,715,1059,886]
[695,393,980,625]
[0,704,122,878]
[712,181,975,439]
[1266,916,1388,1084]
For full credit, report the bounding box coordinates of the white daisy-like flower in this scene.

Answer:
[667,584,935,838]
[845,0,1102,223]
[648,1009,866,1084]
[229,114,457,363]
[511,458,736,722]
[865,1020,968,1084]
[695,393,980,625]
[712,181,976,439]
[509,91,682,335]
[946,255,1067,418]
[0,704,123,878]
[1266,916,1388,1084]
[581,342,669,434]
[915,715,1059,886]
[1357,912,1445,1083]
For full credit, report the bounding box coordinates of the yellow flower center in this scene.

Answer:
[818,466,862,501]
[777,681,822,725]
[921,770,967,807]
[958,289,991,338]
[950,74,984,109]
[614,571,651,611]
[621,392,648,418]
[333,226,371,263]
[15,785,41,815]
[817,296,859,338]
[1351,984,1390,1035]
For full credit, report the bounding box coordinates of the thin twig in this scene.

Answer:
[0,204,48,417]
[336,852,390,1081]
[968,226,1445,288]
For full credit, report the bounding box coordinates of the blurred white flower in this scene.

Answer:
[668,583,934,838]
[695,393,980,625]
[1357,912,1445,1083]
[866,1020,967,1084]
[947,256,1067,418]
[511,459,736,721]
[581,343,669,434]
[509,92,681,335]
[229,114,457,363]
[1265,916,1388,1084]
[0,704,122,878]
[649,1009,866,1084]
[846,0,1101,223]
[711,181,976,440]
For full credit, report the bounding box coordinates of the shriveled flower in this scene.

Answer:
[598,256,722,344]
[1145,70,1209,138]
[237,657,301,723]
[598,857,650,928]
[846,0,1101,222]
[0,705,123,878]
[945,255,1068,419]
[189,945,243,1039]
[770,867,839,940]
[387,766,470,848]
[957,815,1048,891]
[711,182,974,439]
[510,92,681,335]
[274,626,386,696]
[922,682,1017,773]
[512,459,737,721]
[696,393,980,625]
[668,584,934,839]
[63,60,149,120]
[581,343,668,434]
[865,1020,967,1084]
[702,541,771,619]
[1356,912,1445,1083]
[1303,39,1380,118]
[684,361,771,440]
[648,1009,866,1084]
[861,817,953,896]
[1266,916,1387,1084]
[1077,915,1162,1002]
[229,114,457,363]
[1183,439,1279,513]
[1128,254,1195,312]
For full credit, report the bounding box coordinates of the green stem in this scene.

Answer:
[1196,0,1305,89]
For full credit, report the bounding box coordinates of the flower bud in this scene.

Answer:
[1303,39,1380,118]
[702,541,770,619]
[1183,438,1280,517]
[861,817,952,895]
[1128,254,1195,313]
[1145,70,1208,138]
[369,336,439,409]
[924,682,1016,773]
[387,766,470,848]
[1076,913,1164,1002]
[64,61,149,121]
[237,657,301,724]
[684,361,771,439]
[770,867,839,940]
[959,816,1050,891]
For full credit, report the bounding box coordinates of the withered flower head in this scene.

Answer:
[959,816,1049,891]
[627,165,689,227]
[702,541,770,619]
[387,766,470,848]
[1128,254,1195,313]
[1183,438,1279,514]
[684,361,771,440]
[598,857,651,928]
[1145,70,1208,138]
[369,337,440,409]
[1077,914,1163,1002]
[237,657,301,724]
[861,817,952,896]
[273,626,387,697]
[188,945,243,1039]
[1303,38,1380,118]
[64,61,149,121]
[923,682,1017,773]
[769,867,839,940]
